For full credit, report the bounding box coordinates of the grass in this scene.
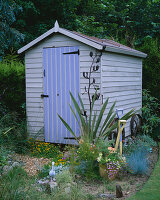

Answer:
[0,166,94,200]
[127,143,160,200]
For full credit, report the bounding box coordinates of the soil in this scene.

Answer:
[13,146,159,199]
[13,154,52,176]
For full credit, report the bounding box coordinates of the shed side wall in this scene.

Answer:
[25,33,101,141]
[101,52,142,137]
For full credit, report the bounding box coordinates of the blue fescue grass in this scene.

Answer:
[126,148,149,175]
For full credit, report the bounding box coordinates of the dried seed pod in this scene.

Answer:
[90,51,93,57]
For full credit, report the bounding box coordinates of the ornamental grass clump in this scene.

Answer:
[126,148,149,175]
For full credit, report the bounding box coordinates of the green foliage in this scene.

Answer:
[138,38,160,100]
[38,164,50,178]
[0,112,29,153]
[141,89,160,138]
[0,60,25,117]
[0,166,53,200]
[0,147,10,172]
[59,92,134,143]
[0,0,24,56]
[54,169,94,200]
[123,134,157,156]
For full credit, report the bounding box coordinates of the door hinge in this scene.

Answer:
[63,49,79,55]
[41,94,49,98]
[43,69,45,77]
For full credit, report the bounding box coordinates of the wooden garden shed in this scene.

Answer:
[18,21,147,143]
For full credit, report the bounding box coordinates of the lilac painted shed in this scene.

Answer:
[18,21,147,143]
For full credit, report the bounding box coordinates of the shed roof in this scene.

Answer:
[18,21,147,58]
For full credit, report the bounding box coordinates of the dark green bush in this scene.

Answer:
[142,89,160,139]
[138,38,160,100]
[0,60,25,117]
[0,112,29,153]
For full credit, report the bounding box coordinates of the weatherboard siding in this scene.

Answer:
[101,52,142,137]
[25,33,101,141]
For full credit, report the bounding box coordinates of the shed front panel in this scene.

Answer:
[43,46,80,143]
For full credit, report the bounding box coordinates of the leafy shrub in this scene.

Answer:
[136,134,157,147]
[0,60,25,117]
[0,112,29,153]
[142,89,160,138]
[123,134,156,156]
[126,148,149,175]
[138,38,160,100]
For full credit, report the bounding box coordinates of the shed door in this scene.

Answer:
[43,46,80,143]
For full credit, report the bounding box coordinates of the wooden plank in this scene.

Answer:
[26,93,42,98]
[27,117,44,122]
[27,97,43,103]
[27,112,44,117]
[27,121,44,127]
[26,68,43,74]
[101,81,141,87]
[27,107,43,112]
[26,102,43,107]
[103,90,141,98]
[25,63,43,69]
[102,77,141,82]
[26,87,43,93]
[103,52,141,64]
[102,66,141,73]
[26,78,42,83]
[102,71,141,77]
[26,73,43,78]
[26,82,43,88]
[102,59,141,68]
[102,85,141,92]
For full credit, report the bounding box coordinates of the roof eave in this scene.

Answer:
[105,46,147,58]
[18,27,56,54]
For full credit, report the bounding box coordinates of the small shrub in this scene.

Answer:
[0,112,29,153]
[38,164,50,178]
[123,134,157,156]
[0,60,25,117]
[53,169,93,200]
[142,89,160,139]
[136,134,157,147]
[126,148,149,175]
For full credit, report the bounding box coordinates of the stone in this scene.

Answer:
[65,186,71,194]
[2,165,12,175]
[49,180,58,191]
[12,162,20,168]
[37,179,49,185]
[98,193,115,199]
[116,184,123,198]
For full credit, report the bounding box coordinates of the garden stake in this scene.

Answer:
[115,120,126,155]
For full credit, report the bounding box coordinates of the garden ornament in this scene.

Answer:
[49,162,56,180]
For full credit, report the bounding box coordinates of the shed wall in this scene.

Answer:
[25,33,101,141]
[101,52,142,136]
